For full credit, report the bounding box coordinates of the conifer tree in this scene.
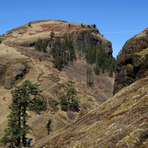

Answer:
[59,88,79,112]
[46,119,52,135]
[87,67,93,87]
[50,31,55,39]
[0,80,46,147]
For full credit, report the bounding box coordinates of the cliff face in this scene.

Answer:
[114,28,148,94]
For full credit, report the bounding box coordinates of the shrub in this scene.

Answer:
[91,24,96,28]
[81,23,85,28]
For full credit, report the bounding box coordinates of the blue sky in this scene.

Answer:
[0,0,148,57]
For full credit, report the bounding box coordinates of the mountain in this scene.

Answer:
[114,28,148,94]
[0,20,115,146]
[33,28,148,148]
[34,76,148,148]
[1,20,147,148]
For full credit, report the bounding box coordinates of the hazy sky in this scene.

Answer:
[0,0,148,57]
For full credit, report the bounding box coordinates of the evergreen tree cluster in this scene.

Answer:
[51,38,76,70]
[59,88,79,112]
[0,80,46,147]
[94,47,116,76]
[79,44,116,77]
[35,38,48,53]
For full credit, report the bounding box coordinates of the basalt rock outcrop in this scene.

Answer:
[114,28,148,94]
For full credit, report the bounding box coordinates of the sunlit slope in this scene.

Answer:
[35,76,148,148]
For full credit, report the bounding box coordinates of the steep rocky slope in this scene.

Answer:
[0,21,147,148]
[0,20,114,145]
[114,28,148,94]
[31,28,148,148]
[34,76,148,148]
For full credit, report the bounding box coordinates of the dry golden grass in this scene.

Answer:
[33,76,148,148]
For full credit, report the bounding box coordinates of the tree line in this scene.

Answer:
[51,37,76,70]
[34,32,115,76]
[79,44,116,77]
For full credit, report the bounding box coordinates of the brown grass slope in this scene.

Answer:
[34,76,148,148]
[0,20,114,146]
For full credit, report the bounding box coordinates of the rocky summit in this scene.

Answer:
[114,28,148,94]
[0,20,147,148]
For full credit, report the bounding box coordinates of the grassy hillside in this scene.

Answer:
[34,76,148,148]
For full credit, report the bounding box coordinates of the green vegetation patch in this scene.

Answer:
[35,38,48,53]
[51,38,76,70]
[58,88,79,112]
[79,44,116,77]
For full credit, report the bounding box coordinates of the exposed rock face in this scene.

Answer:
[66,29,112,55]
[0,54,29,89]
[114,28,148,94]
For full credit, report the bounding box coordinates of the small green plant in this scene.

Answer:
[87,25,91,28]
[68,24,71,27]
[59,88,79,112]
